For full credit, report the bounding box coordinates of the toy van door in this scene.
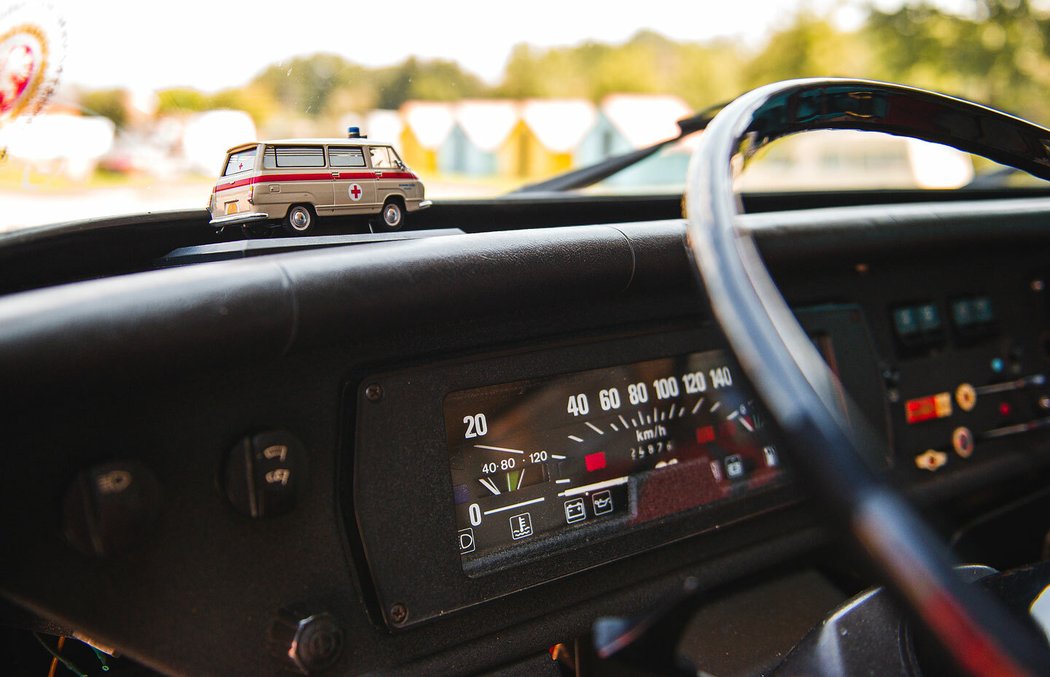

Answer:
[369,146,410,207]
[329,145,378,215]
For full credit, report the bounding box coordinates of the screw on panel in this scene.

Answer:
[390,603,408,625]
[365,384,384,402]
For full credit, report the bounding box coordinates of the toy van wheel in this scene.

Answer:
[284,204,315,235]
[376,199,404,231]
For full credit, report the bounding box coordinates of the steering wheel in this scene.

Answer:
[684,79,1050,676]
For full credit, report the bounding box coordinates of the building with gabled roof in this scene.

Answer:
[439,100,520,177]
[399,101,455,173]
[577,94,691,165]
[518,99,597,179]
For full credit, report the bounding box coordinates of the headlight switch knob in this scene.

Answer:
[267,609,344,675]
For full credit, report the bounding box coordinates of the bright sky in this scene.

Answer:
[49,0,905,93]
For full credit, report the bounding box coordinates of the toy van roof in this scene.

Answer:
[225,138,397,153]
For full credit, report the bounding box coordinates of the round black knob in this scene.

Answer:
[62,460,161,557]
[268,610,343,675]
[223,430,306,518]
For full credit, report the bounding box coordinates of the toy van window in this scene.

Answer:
[223,149,256,176]
[264,146,326,168]
[369,146,397,169]
[329,146,366,168]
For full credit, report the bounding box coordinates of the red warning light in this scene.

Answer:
[585,451,606,472]
[999,401,1012,417]
[696,425,715,444]
[905,392,952,424]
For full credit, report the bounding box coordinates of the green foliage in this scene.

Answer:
[374,57,487,108]
[252,53,370,117]
[496,31,746,106]
[156,88,209,114]
[864,0,1050,120]
[79,88,128,128]
[74,2,1050,129]
[743,11,871,86]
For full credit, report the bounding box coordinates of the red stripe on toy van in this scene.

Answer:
[375,172,416,180]
[213,177,254,192]
[214,171,417,192]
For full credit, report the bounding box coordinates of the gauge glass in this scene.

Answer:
[444,349,784,566]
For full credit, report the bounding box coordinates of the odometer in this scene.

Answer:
[444,349,784,568]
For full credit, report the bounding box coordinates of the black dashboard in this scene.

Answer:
[4,192,1050,675]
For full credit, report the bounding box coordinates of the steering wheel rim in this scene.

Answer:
[684,78,1050,676]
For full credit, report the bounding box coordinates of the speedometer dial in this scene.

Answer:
[444,349,783,568]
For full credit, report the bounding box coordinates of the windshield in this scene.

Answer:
[1,0,1047,231]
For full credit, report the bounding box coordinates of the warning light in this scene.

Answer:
[696,425,715,444]
[585,451,606,472]
[905,392,952,424]
[999,402,1012,417]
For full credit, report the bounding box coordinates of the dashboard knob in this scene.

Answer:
[267,610,344,675]
[223,430,305,518]
[62,460,161,557]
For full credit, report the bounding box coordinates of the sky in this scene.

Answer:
[38,0,946,93]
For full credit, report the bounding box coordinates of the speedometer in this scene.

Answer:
[444,348,784,568]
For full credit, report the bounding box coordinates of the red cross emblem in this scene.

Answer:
[349,183,362,201]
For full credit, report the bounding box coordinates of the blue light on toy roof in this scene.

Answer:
[347,126,363,138]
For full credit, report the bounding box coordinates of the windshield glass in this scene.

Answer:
[1,0,1047,231]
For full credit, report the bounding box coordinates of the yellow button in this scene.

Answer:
[915,449,948,472]
[934,392,953,418]
[955,384,977,412]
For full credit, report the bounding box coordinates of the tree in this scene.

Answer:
[864,0,1050,120]
[208,85,279,125]
[79,88,128,128]
[743,10,871,88]
[375,57,486,108]
[156,88,208,115]
[250,53,365,117]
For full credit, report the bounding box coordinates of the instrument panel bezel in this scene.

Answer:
[349,311,880,629]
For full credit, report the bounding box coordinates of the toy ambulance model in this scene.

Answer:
[208,128,431,235]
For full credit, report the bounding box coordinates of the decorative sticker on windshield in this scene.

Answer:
[0,3,65,130]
